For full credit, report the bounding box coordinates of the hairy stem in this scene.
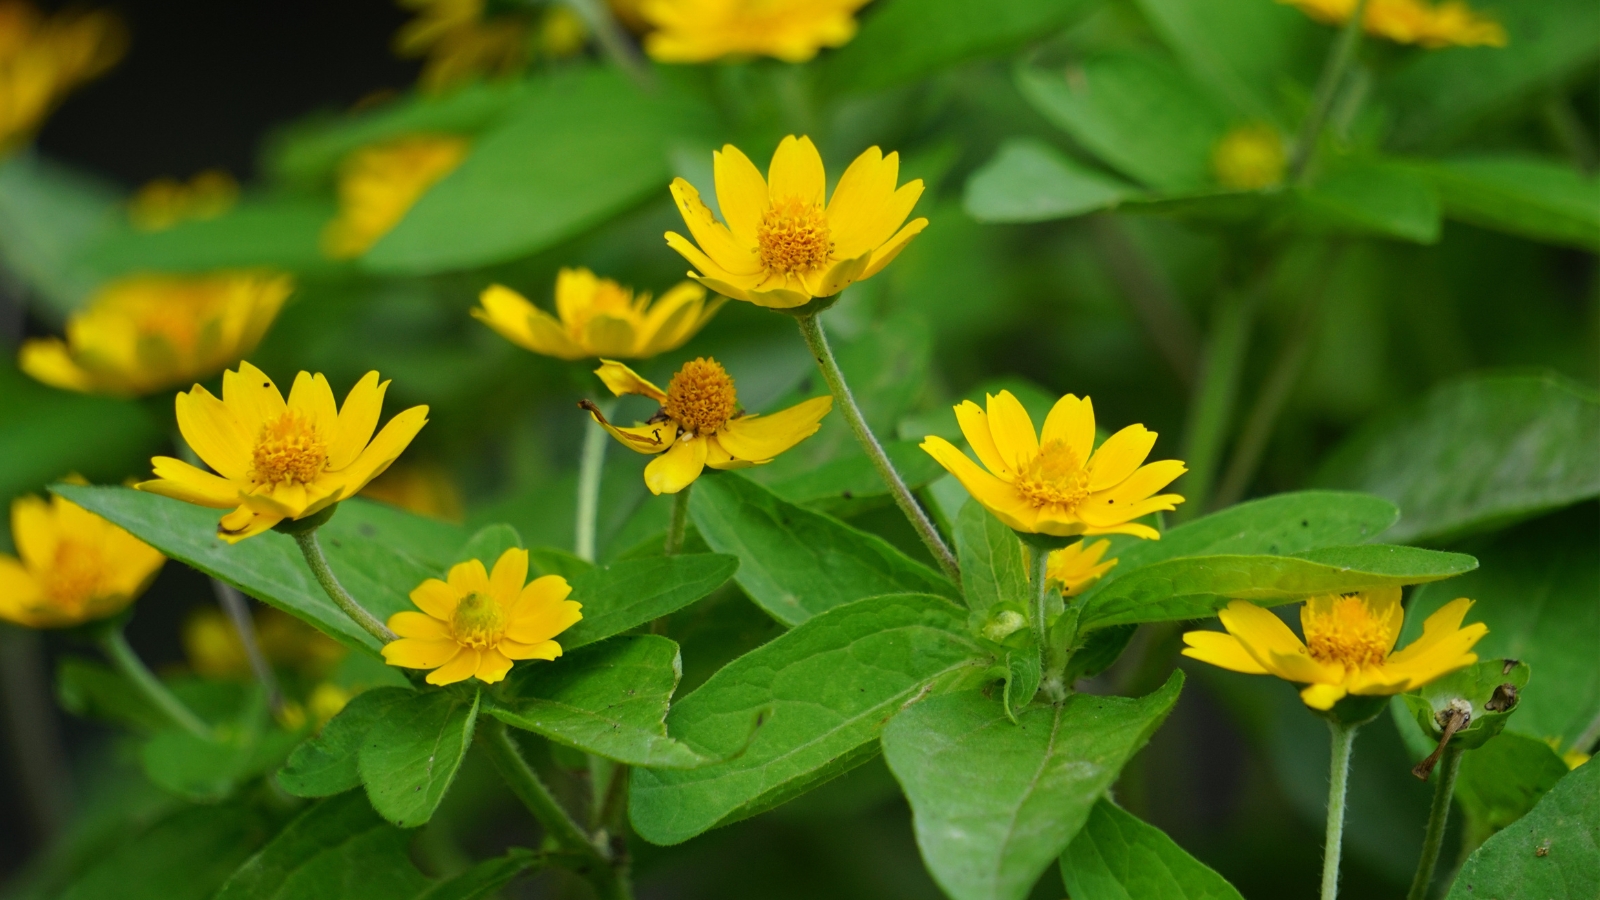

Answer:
[664,483,691,556]
[1322,720,1359,900]
[1290,0,1371,182]
[575,401,613,563]
[292,529,397,643]
[100,628,212,741]
[211,579,281,712]
[1031,546,1052,659]
[1407,746,1463,900]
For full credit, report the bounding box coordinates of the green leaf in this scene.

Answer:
[358,688,480,828]
[1413,156,1600,252]
[0,153,119,314]
[410,849,544,900]
[1003,649,1042,723]
[1401,659,1530,753]
[560,552,739,648]
[143,722,304,803]
[1294,161,1440,244]
[456,523,523,568]
[57,802,279,900]
[1454,732,1572,851]
[629,593,989,845]
[1132,0,1315,125]
[55,656,168,733]
[882,674,1184,900]
[527,546,593,580]
[690,472,957,626]
[488,635,710,768]
[964,139,1135,223]
[764,439,948,518]
[1314,373,1600,543]
[278,687,413,799]
[1058,799,1245,900]
[74,197,339,277]
[214,793,431,900]
[1445,752,1599,900]
[956,500,1030,614]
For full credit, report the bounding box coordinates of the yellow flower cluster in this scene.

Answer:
[475,268,724,361]
[641,0,873,63]
[0,1,125,153]
[0,487,164,629]
[1280,0,1507,48]
[127,169,239,232]
[322,134,469,259]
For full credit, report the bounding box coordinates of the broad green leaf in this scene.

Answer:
[278,687,413,798]
[456,522,523,568]
[964,139,1135,223]
[1315,373,1600,543]
[1003,649,1042,723]
[214,793,431,900]
[488,635,710,768]
[0,152,118,314]
[764,439,948,518]
[1455,732,1572,852]
[882,674,1183,900]
[358,688,480,828]
[1401,659,1530,753]
[1445,753,1598,900]
[57,802,279,900]
[143,723,303,803]
[629,593,989,845]
[690,472,956,626]
[527,546,594,580]
[411,849,544,900]
[1294,161,1440,244]
[74,197,338,276]
[560,553,739,648]
[956,500,1030,614]
[1133,0,1316,124]
[1058,799,1245,900]
[55,656,168,733]
[1414,156,1600,251]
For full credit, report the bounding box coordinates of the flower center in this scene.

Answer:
[664,357,738,435]
[756,196,833,275]
[1013,440,1090,509]
[39,540,102,612]
[252,410,328,486]
[450,591,505,648]
[1304,594,1392,669]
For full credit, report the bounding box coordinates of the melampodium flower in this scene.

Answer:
[1212,125,1285,190]
[922,391,1186,539]
[474,268,724,361]
[1182,591,1488,710]
[1047,539,1116,597]
[135,361,430,542]
[583,357,832,495]
[18,271,292,397]
[642,0,872,63]
[0,488,164,628]
[321,134,468,259]
[395,0,529,92]
[665,135,927,310]
[127,169,239,231]
[1279,0,1506,48]
[382,547,582,685]
[0,2,125,154]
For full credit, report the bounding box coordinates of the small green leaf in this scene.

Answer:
[456,523,523,568]
[144,722,303,803]
[1059,799,1245,900]
[411,848,544,900]
[1294,161,1441,244]
[956,500,1031,614]
[278,687,412,799]
[1003,649,1042,723]
[1401,659,1530,752]
[57,802,280,900]
[214,793,431,900]
[55,656,168,733]
[560,553,739,648]
[1445,752,1599,900]
[1133,0,1315,125]
[1454,732,1572,852]
[964,139,1134,223]
[358,688,480,828]
[527,546,593,580]
[1416,156,1600,251]
[764,440,947,518]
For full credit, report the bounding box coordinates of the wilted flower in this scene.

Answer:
[1279,0,1506,48]
[641,0,872,63]
[0,487,164,629]
[0,2,125,153]
[474,268,724,361]
[321,135,469,259]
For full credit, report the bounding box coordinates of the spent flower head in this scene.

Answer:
[641,0,872,63]
[474,267,724,361]
[322,134,468,259]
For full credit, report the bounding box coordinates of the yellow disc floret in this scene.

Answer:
[1304,593,1394,669]
[252,410,329,486]
[665,357,739,436]
[450,591,506,648]
[1013,440,1092,510]
[757,197,833,275]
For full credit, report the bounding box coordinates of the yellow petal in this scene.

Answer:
[500,638,562,661]
[474,648,515,684]
[1181,630,1270,674]
[222,361,287,436]
[921,436,1039,532]
[288,371,339,436]
[409,578,461,620]
[595,416,676,455]
[333,405,429,495]
[668,179,761,275]
[1386,597,1476,667]
[508,599,582,646]
[509,574,573,619]
[10,495,56,572]
[1082,460,1188,518]
[986,391,1039,472]
[218,506,280,543]
[594,359,667,402]
[1217,600,1321,682]
[714,396,832,462]
[582,314,640,358]
[1300,683,1347,710]
[175,387,253,481]
[811,251,872,298]
[326,372,385,470]
[383,637,461,669]
[138,456,239,508]
[826,147,896,257]
[1086,424,1158,492]
[713,144,769,245]
[1040,394,1095,465]
[1078,491,1185,529]
[644,434,708,494]
[860,217,927,279]
[665,232,765,295]
[832,165,924,260]
[1082,521,1162,540]
[953,400,1011,478]
[743,283,815,309]
[767,135,826,205]
[447,559,490,594]
[703,434,754,470]
[474,285,586,360]
[426,648,480,685]
[18,338,96,393]
[489,547,530,606]
[389,610,450,640]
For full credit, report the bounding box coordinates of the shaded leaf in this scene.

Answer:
[560,553,739,648]
[764,439,948,518]
[1294,161,1440,244]
[1455,732,1572,852]
[1415,155,1600,252]
[358,688,480,828]
[1445,754,1598,899]
[75,197,338,277]
[278,687,413,799]
[214,793,431,900]
[1133,0,1315,124]
[57,802,278,900]
[143,722,303,803]
[411,849,544,900]
[55,656,168,733]
[956,500,1031,614]
[964,139,1134,223]
[1058,799,1245,900]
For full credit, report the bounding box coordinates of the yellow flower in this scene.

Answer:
[382,547,582,686]
[184,606,346,679]
[18,271,291,398]
[307,682,353,725]
[1279,0,1506,48]
[394,0,531,92]
[474,268,724,361]
[321,134,468,259]
[360,462,464,523]
[1182,591,1488,710]
[584,357,832,495]
[921,390,1186,539]
[127,169,239,232]
[135,361,430,543]
[0,2,125,154]
[0,488,164,628]
[1212,124,1285,190]
[665,135,927,310]
[641,0,872,63]
[1047,539,1117,597]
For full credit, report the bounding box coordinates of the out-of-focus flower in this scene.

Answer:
[1279,0,1506,48]
[321,135,468,259]
[474,268,723,361]
[540,5,587,56]
[608,0,649,32]
[0,486,164,629]
[383,548,582,685]
[395,0,586,92]
[18,271,291,397]
[185,605,347,679]
[584,357,831,495]
[921,390,1185,539]
[360,462,465,523]
[641,0,871,63]
[665,136,926,310]
[1182,591,1488,711]
[1047,539,1116,597]
[136,361,429,542]
[127,169,239,232]
[1212,125,1286,190]
[307,682,352,725]
[0,2,125,154]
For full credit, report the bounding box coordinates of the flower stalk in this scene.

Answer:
[1407,746,1464,900]
[291,528,397,644]
[1290,0,1372,182]
[575,399,614,563]
[99,628,212,741]
[664,483,692,556]
[1321,720,1358,900]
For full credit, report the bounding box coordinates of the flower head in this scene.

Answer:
[583,357,832,494]
[135,361,429,542]
[641,0,872,63]
[321,134,468,259]
[185,605,345,679]
[1212,125,1286,190]
[0,488,164,629]
[1279,0,1506,48]
[0,2,125,154]
[474,268,724,361]
[18,271,291,397]
[395,0,528,91]
[382,547,582,686]
[127,169,239,231]
[665,136,927,310]
[1182,591,1488,710]
[922,390,1185,539]
[1047,539,1117,597]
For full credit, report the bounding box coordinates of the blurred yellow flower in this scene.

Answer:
[0,2,125,153]
[642,0,871,63]
[360,462,464,522]
[127,169,239,232]
[18,271,291,398]
[321,134,468,259]
[665,135,927,310]
[184,605,346,679]
[137,361,430,543]
[921,391,1186,539]
[307,682,352,725]
[0,488,164,629]
[1212,125,1285,190]
[395,0,528,92]
[584,357,831,495]
[1280,0,1506,48]
[383,547,582,686]
[1182,591,1488,710]
[474,268,724,361]
[1047,539,1116,597]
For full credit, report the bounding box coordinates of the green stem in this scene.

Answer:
[210,579,282,712]
[1407,746,1463,900]
[575,401,613,563]
[664,483,691,556]
[100,628,212,741]
[1290,0,1371,182]
[1177,289,1257,520]
[1322,720,1359,900]
[796,314,960,584]
[558,0,651,88]
[1030,545,1052,658]
[292,529,396,644]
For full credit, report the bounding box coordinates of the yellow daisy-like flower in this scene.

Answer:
[135,361,430,543]
[474,268,724,361]
[321,134,469,260]
[1212,124,1286,190]
[665,135,927,310]
[1279,0,1506,48]
[0,488,164,629]
[0,2,125,154]
[184,606,345,679]
[1047,539,1117,597]
[583,357,832,495]
[18,271,291,398]
[395,0,531,92]
[921,390,1186,539]
[126,169,239,232]
[1182,590,1488,710]
[382,547,583,686]
[641,0,872,63]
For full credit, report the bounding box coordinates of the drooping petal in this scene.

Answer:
[582,314,639,358]
[921,436,1039,532]
[810,251,872,298]
[593,415,676,456]
[382,638,462,670]
[137,456,240,508]
[409,578,461,620]
[1181,630,1271,674]
[474,648,515,684]
[713,144,769,245]
[17,338,96,393]
[668,179,761,275]
[742,283,815,309]
[489,547,530,607]
[767,135,826,206]
[665,233,765,296]
[644,434,708,495]
[985,391,1040,472]
[953,400,1012,479]
[1040,394,1095,465]
[594,360,667,402]
[389,610,451,640]
[426,648,481,685]
[714,396,832,462]
[1086,425,1158,492]
[218,506,281,543]
[9,496,56,572]
[703,434,753,470]
[860,217,928,279]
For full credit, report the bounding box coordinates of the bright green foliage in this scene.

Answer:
[955,501,1030,614]
[964,139,1132,224]
[1454,732,1572,852]
[55,657,169,733]
[1058,800,1245,900]
[1002,649,1042,723]
[1402,659,1530,752]
[1133,0,1314,124]
[357,688,480,828]
[765,440,947,517]
[1294,162,1441,244]
[278,687,412,799]
[882,674,1183,900]
[80,198,337,277]
[411,849,545,900]
[213,794,432,900]
[1446,756,1599,899]
[1416,157,1600,251]
[57,802,280,900]
[560,553,740,648]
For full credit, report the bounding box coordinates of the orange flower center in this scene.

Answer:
[756,196,833,275]
[39,539,102,611]
[450,591,505,648]
[252,410,328,486]
[1304,594,1391,668]
[1013,440,1090,509]
[665,357,738,435]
